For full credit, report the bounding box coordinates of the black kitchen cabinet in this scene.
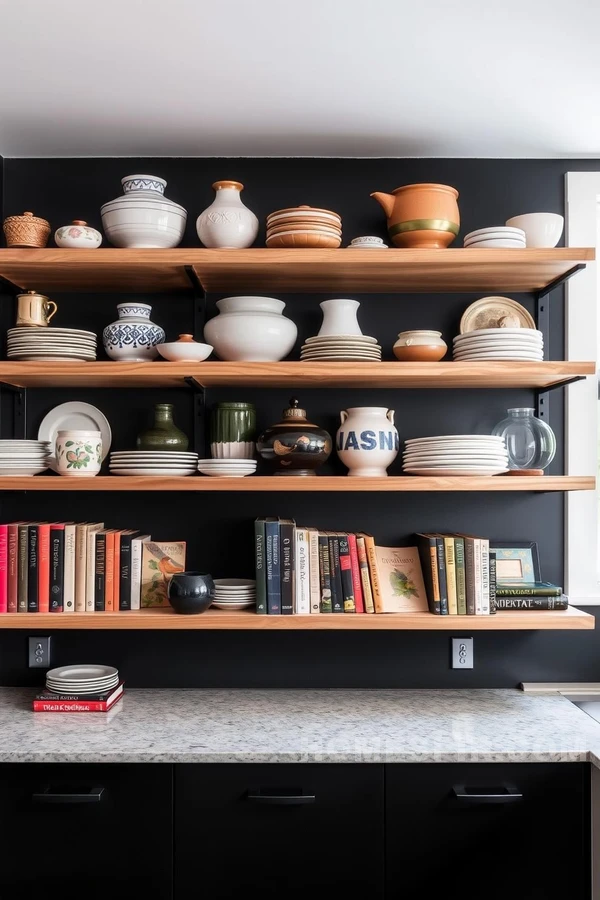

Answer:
[0,764,173,900]
[175,763,385,899]
[386,762,589,900]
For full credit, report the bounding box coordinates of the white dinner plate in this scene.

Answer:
[453,342,543,352]
[403,466,509,476]
[464,239,526,249]
[214,578,256,587]
[46,676,119,689]
[38,402,112,462]
[0,467,48,476]
[405,434,503,444]
[110,467,195,476]
[47,664,118,681]
[454,352,543,360]
[211,601,255,610]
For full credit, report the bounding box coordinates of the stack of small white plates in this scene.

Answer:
[453,328,544,361]
[211,578,256,611]
[7,327,97,361]
[403,435,509,476]
[300,334,382,361]
[46,664,119,695]
[109,450,198,476]
[463,226,526,249]
[197,459,257,477]
[0,439,52,476]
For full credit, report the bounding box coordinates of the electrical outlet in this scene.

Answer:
[28,636,51,668]
[451,637,473,669]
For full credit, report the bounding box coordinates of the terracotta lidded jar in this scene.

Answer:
[256,398,332,476]
[393,330,447,362]
[370,183,460,249]
[55,220,102,249]
[136,403,189,452]
[336,407,399,477]
[196,180,259,249]
[3,211,51,248]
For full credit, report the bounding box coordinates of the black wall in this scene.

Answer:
[1,156,599,689]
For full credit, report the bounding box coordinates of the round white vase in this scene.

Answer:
[103,303,166,362]
[196,180,259,249]
[318,299,362,336]
[55,220,102,249]
[204,296,297,361]
[101,174,187,249]
[336,407,399,476]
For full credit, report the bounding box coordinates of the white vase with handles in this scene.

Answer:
[336,407,399,476]
[196,180,259,249]
[318,299,362,336]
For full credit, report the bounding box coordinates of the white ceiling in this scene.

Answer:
[2,0,600,158]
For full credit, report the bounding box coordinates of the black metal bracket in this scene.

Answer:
[0,383,27,440]
[184,265,207,339]
[189,385,206,457]
[0,275,22,296]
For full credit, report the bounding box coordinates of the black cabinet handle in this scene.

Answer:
[32,786,104,805]
[246,791,315,806]
[452,784,523,806]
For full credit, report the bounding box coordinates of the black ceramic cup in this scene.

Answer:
[167,571,215,615]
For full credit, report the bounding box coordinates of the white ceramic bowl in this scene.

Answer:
[203,296,297,362]
[157,341,213,362]
[505,213,564,248]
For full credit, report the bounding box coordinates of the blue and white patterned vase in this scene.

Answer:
[103,303,165,362]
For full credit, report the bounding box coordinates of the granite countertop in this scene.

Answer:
[4,687,600,764]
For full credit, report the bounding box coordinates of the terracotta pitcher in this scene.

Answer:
[370,183,459,249]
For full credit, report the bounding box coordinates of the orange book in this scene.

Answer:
[104,531,116,611]
[37,524,51,613]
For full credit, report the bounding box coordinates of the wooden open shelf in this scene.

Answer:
[0,360,593,390]
[0,248,593,294]
[0,607,592,630]
[0,475,593,492]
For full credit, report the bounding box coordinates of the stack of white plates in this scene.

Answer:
[402,435,509,476]
[0,439,52,476]
[7,327,97,361]
[463,226,526,249]
[211,578,256,610]
[109,450,198,476]
[46,664,119,695]
[300,334,382,361]
[453,328,544,361]
[197,459,257,477]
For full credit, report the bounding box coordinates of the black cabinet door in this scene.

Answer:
[386,762,588,900]
[0,763,173,900]
[175,763,384,900]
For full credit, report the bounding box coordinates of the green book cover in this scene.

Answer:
[454,537,467,615]
[254,518,267,614]
[318,533,332,613]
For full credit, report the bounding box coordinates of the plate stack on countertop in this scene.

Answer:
[109,450,199,477]
[453,329,544,361]
[45,664,119,694]
[300,334,382,361]
[463,226,526,249]
[402,435,509,476]
[211,578,256,610]
[7,327,98,361]
[266,205,342,248]
[0,439,52,476]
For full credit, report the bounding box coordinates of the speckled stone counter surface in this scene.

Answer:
[4,687,600,764]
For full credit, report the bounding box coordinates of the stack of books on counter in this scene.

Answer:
[33,664,124,713]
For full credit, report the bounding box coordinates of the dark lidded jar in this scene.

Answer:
[256,397,332,476]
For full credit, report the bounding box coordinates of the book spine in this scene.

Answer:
[63,524,76,613]
[338,535,356,612]
[95,533,106,611]
[496,585,563,597]
[254,519,266,614]
[473,538,483,615]
[295,528,310,614]
[85,530,96,612]
[329,536,343,613]
[464,539,476,615]
[480,539,490,615]
[112,534,121,612]
[496,596,569,610]
[0,525,8,613]
[119,534,134,611]
[7,524,18,613]
[347,534,364,613]
[49,526,64,612]
[489,551,497,615]
[17,525,28,612]
[454,537,467,616]
[435,538,448,615]
[356,536,375,613]
[105,533,115,612]
[443,537,457,615]
[318,534,332,613]
[280,521,294,615]
[75,525,87,612]
[415,536,440,615]
[27,526,39,612]
[129,537,143,612]
[33,700,113,712]
[265,520,280,614]
[308,529,321,614]
[37,524,50,614]
[364,535,383,614]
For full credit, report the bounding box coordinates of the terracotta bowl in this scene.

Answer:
[266,232,342,248]
[393,344,447,362]
[267,222,341,237]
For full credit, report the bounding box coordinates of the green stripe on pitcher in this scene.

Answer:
[388,219,460,237]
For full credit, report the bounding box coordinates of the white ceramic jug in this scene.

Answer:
[336,407,399,476]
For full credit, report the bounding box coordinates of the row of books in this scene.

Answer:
[254,517,429,614]
[0,522,186,612]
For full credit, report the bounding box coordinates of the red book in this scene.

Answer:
[33,682,124,713]
[0,525,8,613]
[7,523,19,613]
[347,533,365,613]
[105,531,116,612]
[37,524,51,613]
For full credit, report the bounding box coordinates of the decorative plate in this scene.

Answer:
[459,296,536,333]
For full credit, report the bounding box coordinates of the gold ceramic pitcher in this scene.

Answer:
[16,290,58,327]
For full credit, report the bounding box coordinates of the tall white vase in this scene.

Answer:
[336,407,399,476]
[196,180,259,249]
[318,299,362,336]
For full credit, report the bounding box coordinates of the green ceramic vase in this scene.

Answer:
[136,403,189,451]
[210,401,256,459]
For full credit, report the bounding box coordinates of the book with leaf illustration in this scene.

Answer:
[370,545,428,613]
[141,541,186,608]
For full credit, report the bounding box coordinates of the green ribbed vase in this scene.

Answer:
[210,402,256,459]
